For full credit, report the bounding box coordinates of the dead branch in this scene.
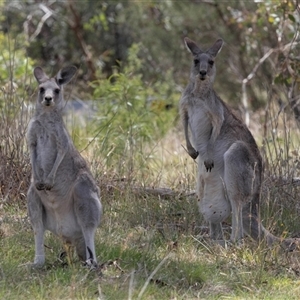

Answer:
[101,180,196,200]
[242,40,300,126]
[134,186,196,199]
[67,0,97,80]
[27,4,53,43]
[269,175,300,187]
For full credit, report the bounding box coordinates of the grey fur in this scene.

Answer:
[180,38,298,249]
[27,66,102,267]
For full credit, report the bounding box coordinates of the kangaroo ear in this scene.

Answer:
[184,37,203,55]
[34,67,49,84]
[56,66,77,86]
[207,39,224,57]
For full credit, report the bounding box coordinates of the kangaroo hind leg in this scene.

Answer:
[197,171,229,244]
[73,175,102,266]
[74,236,86,262]
[27,185,46,267]
[224,141,258,244]
[210,222,225,245]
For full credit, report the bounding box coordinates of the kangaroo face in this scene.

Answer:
[184,37,223,85]
[192,53,216,82]
[38,79,61,107]
[33,66,77,110]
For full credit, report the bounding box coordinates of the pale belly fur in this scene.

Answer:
[197,162,231,224]
[39,191,82,241]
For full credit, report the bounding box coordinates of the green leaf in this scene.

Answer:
[288,14,296,23]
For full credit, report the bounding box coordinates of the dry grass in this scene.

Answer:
[1,73,300,299]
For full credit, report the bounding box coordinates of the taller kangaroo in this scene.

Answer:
[27,66,102,267]
[180,37,297,248]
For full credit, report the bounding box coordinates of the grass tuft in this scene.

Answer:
[1,41,300,299]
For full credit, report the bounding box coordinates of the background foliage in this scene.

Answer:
[2,0,299,108]
[1,1,299,117]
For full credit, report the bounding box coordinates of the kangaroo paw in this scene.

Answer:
[35,182,45,190]
[204,159,214,172]
[281,238,300,252]
[189,149,199,160]
[84,246,97,269]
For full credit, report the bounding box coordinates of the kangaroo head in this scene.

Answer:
[184,38,223,88]
[34,66,77,109]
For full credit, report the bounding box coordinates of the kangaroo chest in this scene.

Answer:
[33,119,67,173]
[37,125,56,153]
[188,99,213,149]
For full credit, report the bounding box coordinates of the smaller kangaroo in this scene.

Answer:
[27,66,102,267]
[180,37,298,249]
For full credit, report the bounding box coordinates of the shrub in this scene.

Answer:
[90,43,179,180]
[0,33,35,203]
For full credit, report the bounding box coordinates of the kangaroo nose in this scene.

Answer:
[199,70,207,80]
[45,96,52,101]
[199,70,207,77]
[44,96,53,106]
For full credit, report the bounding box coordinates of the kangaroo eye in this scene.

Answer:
[194,59,199,65]
[208,60,214,66]
[39,87,45,93]
[54,89,60,94]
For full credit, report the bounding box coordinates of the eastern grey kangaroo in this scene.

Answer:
[27,66,102,267]
[180,37,297,249]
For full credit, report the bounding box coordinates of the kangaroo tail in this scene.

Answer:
[242,202,299,251]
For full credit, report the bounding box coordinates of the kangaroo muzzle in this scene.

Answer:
[199,70,207,80]
[44,93,54,106]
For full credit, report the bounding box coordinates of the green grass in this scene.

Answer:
[1,177,300,299]
[1,51,300,298]
[1,111,300,299]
